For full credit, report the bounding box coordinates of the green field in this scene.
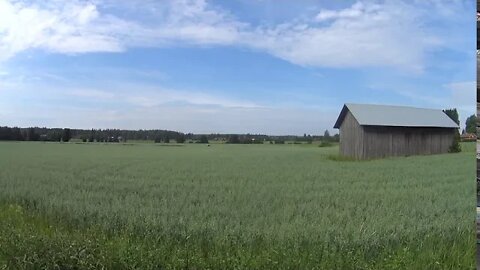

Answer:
[0,142,475,269]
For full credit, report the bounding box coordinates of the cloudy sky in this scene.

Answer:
[0,0,475,135]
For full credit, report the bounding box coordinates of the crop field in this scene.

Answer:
[0,142,475,269]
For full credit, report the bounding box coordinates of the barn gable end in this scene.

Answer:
[339,110,365,159]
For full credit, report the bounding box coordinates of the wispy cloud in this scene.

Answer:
[68,86,260,109]
[0,0,471,71]
[0,101,336,135]
[315,2,376,22]
[70,89,115,99]
[0,78,337,134]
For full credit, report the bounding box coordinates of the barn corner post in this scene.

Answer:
[334,103,459,160]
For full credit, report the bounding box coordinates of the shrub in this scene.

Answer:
[319,141,333,147]
[176,134,186,143]
[198,135,209,144]
[448,133,461,153]
[227,135,240,144]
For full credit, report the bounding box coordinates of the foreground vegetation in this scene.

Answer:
[0,142,475,269]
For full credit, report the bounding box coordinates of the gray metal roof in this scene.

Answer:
[334,103,459,128]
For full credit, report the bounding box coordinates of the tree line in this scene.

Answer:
[222,131,338,144]
[0,127,182,143]
[0,127,72,142]
[0,126,340,144]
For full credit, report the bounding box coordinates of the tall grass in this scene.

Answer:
[0,142,475,269]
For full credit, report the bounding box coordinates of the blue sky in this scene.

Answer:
[0,0,475,135]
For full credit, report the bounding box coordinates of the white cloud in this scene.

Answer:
[249,1,445,72]
[0,0,124,60]
[0,0,469,71]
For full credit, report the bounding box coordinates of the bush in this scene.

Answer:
[227,135,240,144]
[319,141,333,147]
[274,140,284,144]
[61,128,71,142]
[176,134,186,143]
[448,133,461,153]
[198,135,209,144]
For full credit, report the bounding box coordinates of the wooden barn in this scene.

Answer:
[333,103,459,159]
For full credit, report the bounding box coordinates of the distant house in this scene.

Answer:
[460,133,476,142]
[333,103,459,159]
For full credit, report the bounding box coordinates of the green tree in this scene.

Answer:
[465,114,476,134]
[50,131,62,142]
[324,130,331,141]
[443,108,460,125]
[88,129,95,142]
[176,133,186,143]
[26,128,39,141]
[164,135,170,143]
[227,134,240,144]
[198,135,209,144]
[306,135,313,144]
[11,127,23,141]
[62,128,71,142]
[443,108,461,146]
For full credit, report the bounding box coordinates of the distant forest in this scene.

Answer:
[0,126,339,144]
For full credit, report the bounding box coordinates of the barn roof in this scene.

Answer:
[333,103,459,129]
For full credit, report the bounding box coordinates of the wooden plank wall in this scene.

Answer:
[362,126,455,159]
[339,111,364,158]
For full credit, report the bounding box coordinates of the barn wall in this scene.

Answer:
[339,111,365,159]
[362,126,456,159]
